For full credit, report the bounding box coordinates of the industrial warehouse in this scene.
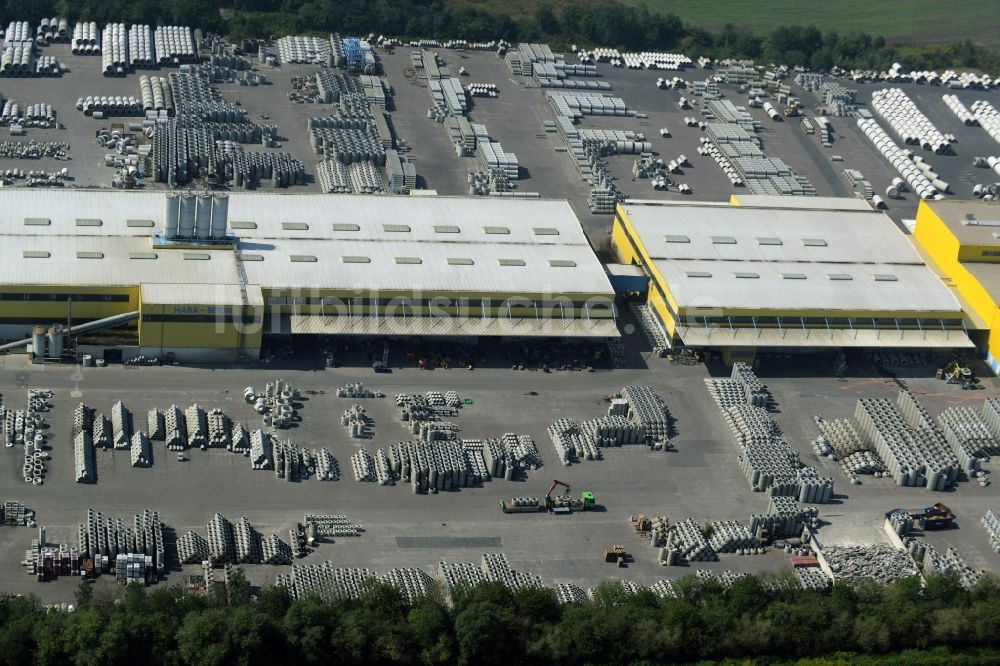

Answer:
[0,190,616,362]
[612,197,974,363]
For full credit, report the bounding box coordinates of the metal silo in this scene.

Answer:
[31,325,45,357]
[178,192,196,237]
[46,324,63,358]
[210,193,228,239]
[164,191,180,238]
[195,192,212,239]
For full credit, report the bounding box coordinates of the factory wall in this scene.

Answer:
[137,302,264,360]
[914,202,1000,371]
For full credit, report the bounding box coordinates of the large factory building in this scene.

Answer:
[0,190,618,362]
[612,197,973,365]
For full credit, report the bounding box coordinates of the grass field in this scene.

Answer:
[629,0,996,44]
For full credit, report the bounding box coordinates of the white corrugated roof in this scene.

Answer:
[732,195,874,211]
[623,202,961,315]
[678,327,973,348]
[140,283,263,307]
[655,260,961,313]
[0,190,613,298]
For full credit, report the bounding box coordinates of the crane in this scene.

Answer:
[545,479,571,512]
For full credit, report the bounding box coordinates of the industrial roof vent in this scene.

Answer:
[964,214,1000,227]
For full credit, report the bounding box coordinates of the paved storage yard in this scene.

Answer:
[2,349,998,602]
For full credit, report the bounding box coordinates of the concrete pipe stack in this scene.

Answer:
[206,513,236,565]
[71,22,99,55]
[796,568,831,590]
[316,158,352,193]
[78,95,143,117]
[971,100,1000,145]
[276,35,331,64]
[101,23,127,77]
[145,408,164,441]
[942,94,978,126]
[110,400,131,449]
[154,26,195,64]
[305,514,361,539]
[128,24,154,68]
[347,160,385,193]
[233,516,261,563]
[621,384,671,442]
[854,394,959,489]
[937,405,998,473]
[261,534,292,565]
[207,409,230,448]
[73,414,96,483]
[249,429,272,469]
[129,431,151,467]
[229,425,249,454]
[856,118,939,199]
[548,418,597,463]
[982,510,1000,554]
[707,520,763,554]
[663,518,717,563]
[351,448,375,481]
[164,404,187,450]
[177,530,208,564]
[184,404,207,448]
[919,544,982,588]
[871,88,953,153]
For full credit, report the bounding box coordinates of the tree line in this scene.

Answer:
[0,0,994,73]
[3,570,1000,665]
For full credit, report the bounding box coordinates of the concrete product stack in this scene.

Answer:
[797,467,835,503]
[2,500,30,526]
[545,91,630,119]
[374,448,394,485]
[206,513,236,565]
[277,562,377,601]
[505,43,557,76]
[819,82,858,116]
[276,35,330,64]
[381,568,438,603]
[317,159,352,193]
[153,26,195,64]
[347,160,385,193]
[625,302,671,355]
[261,534,292,565]
[164,404,187,450]
[130,431,151,467]
[234,516,262,564]
[821,544,920,583]
[445,116,477,154]
[621,384,670,443]
[812,416,888,483]
[979,398,1000,439]
[548,419,596,463]
[707,100,758,132]
[920,543,983,588]
[476,141,519,180]
[72,405,96,484]
[854,393,960,489]
[428,77,467,116]
[314,70,366,105]
[937,406,997,472]
[177,530,208,564]
[555,583,588,604]
[93,413,112,449]
[146,408,164,440]
[312,448,341,481]
[662,518,717,564]
[185,404,207,448]
[110,400,131,449]
[359,75,389,107]
[707,521,762,554]
[230,425,249,454]
[982,509,1000,553]
[351,448,375,481]
[385,150,416,193]
[249,429,272,470]
[856,118,941,199]
[871,88,953,153]
[206,409,230,447]
[796,567,831,591]
[307,117,385,164]
[649,579,676,598]
[971,101,1000,145]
